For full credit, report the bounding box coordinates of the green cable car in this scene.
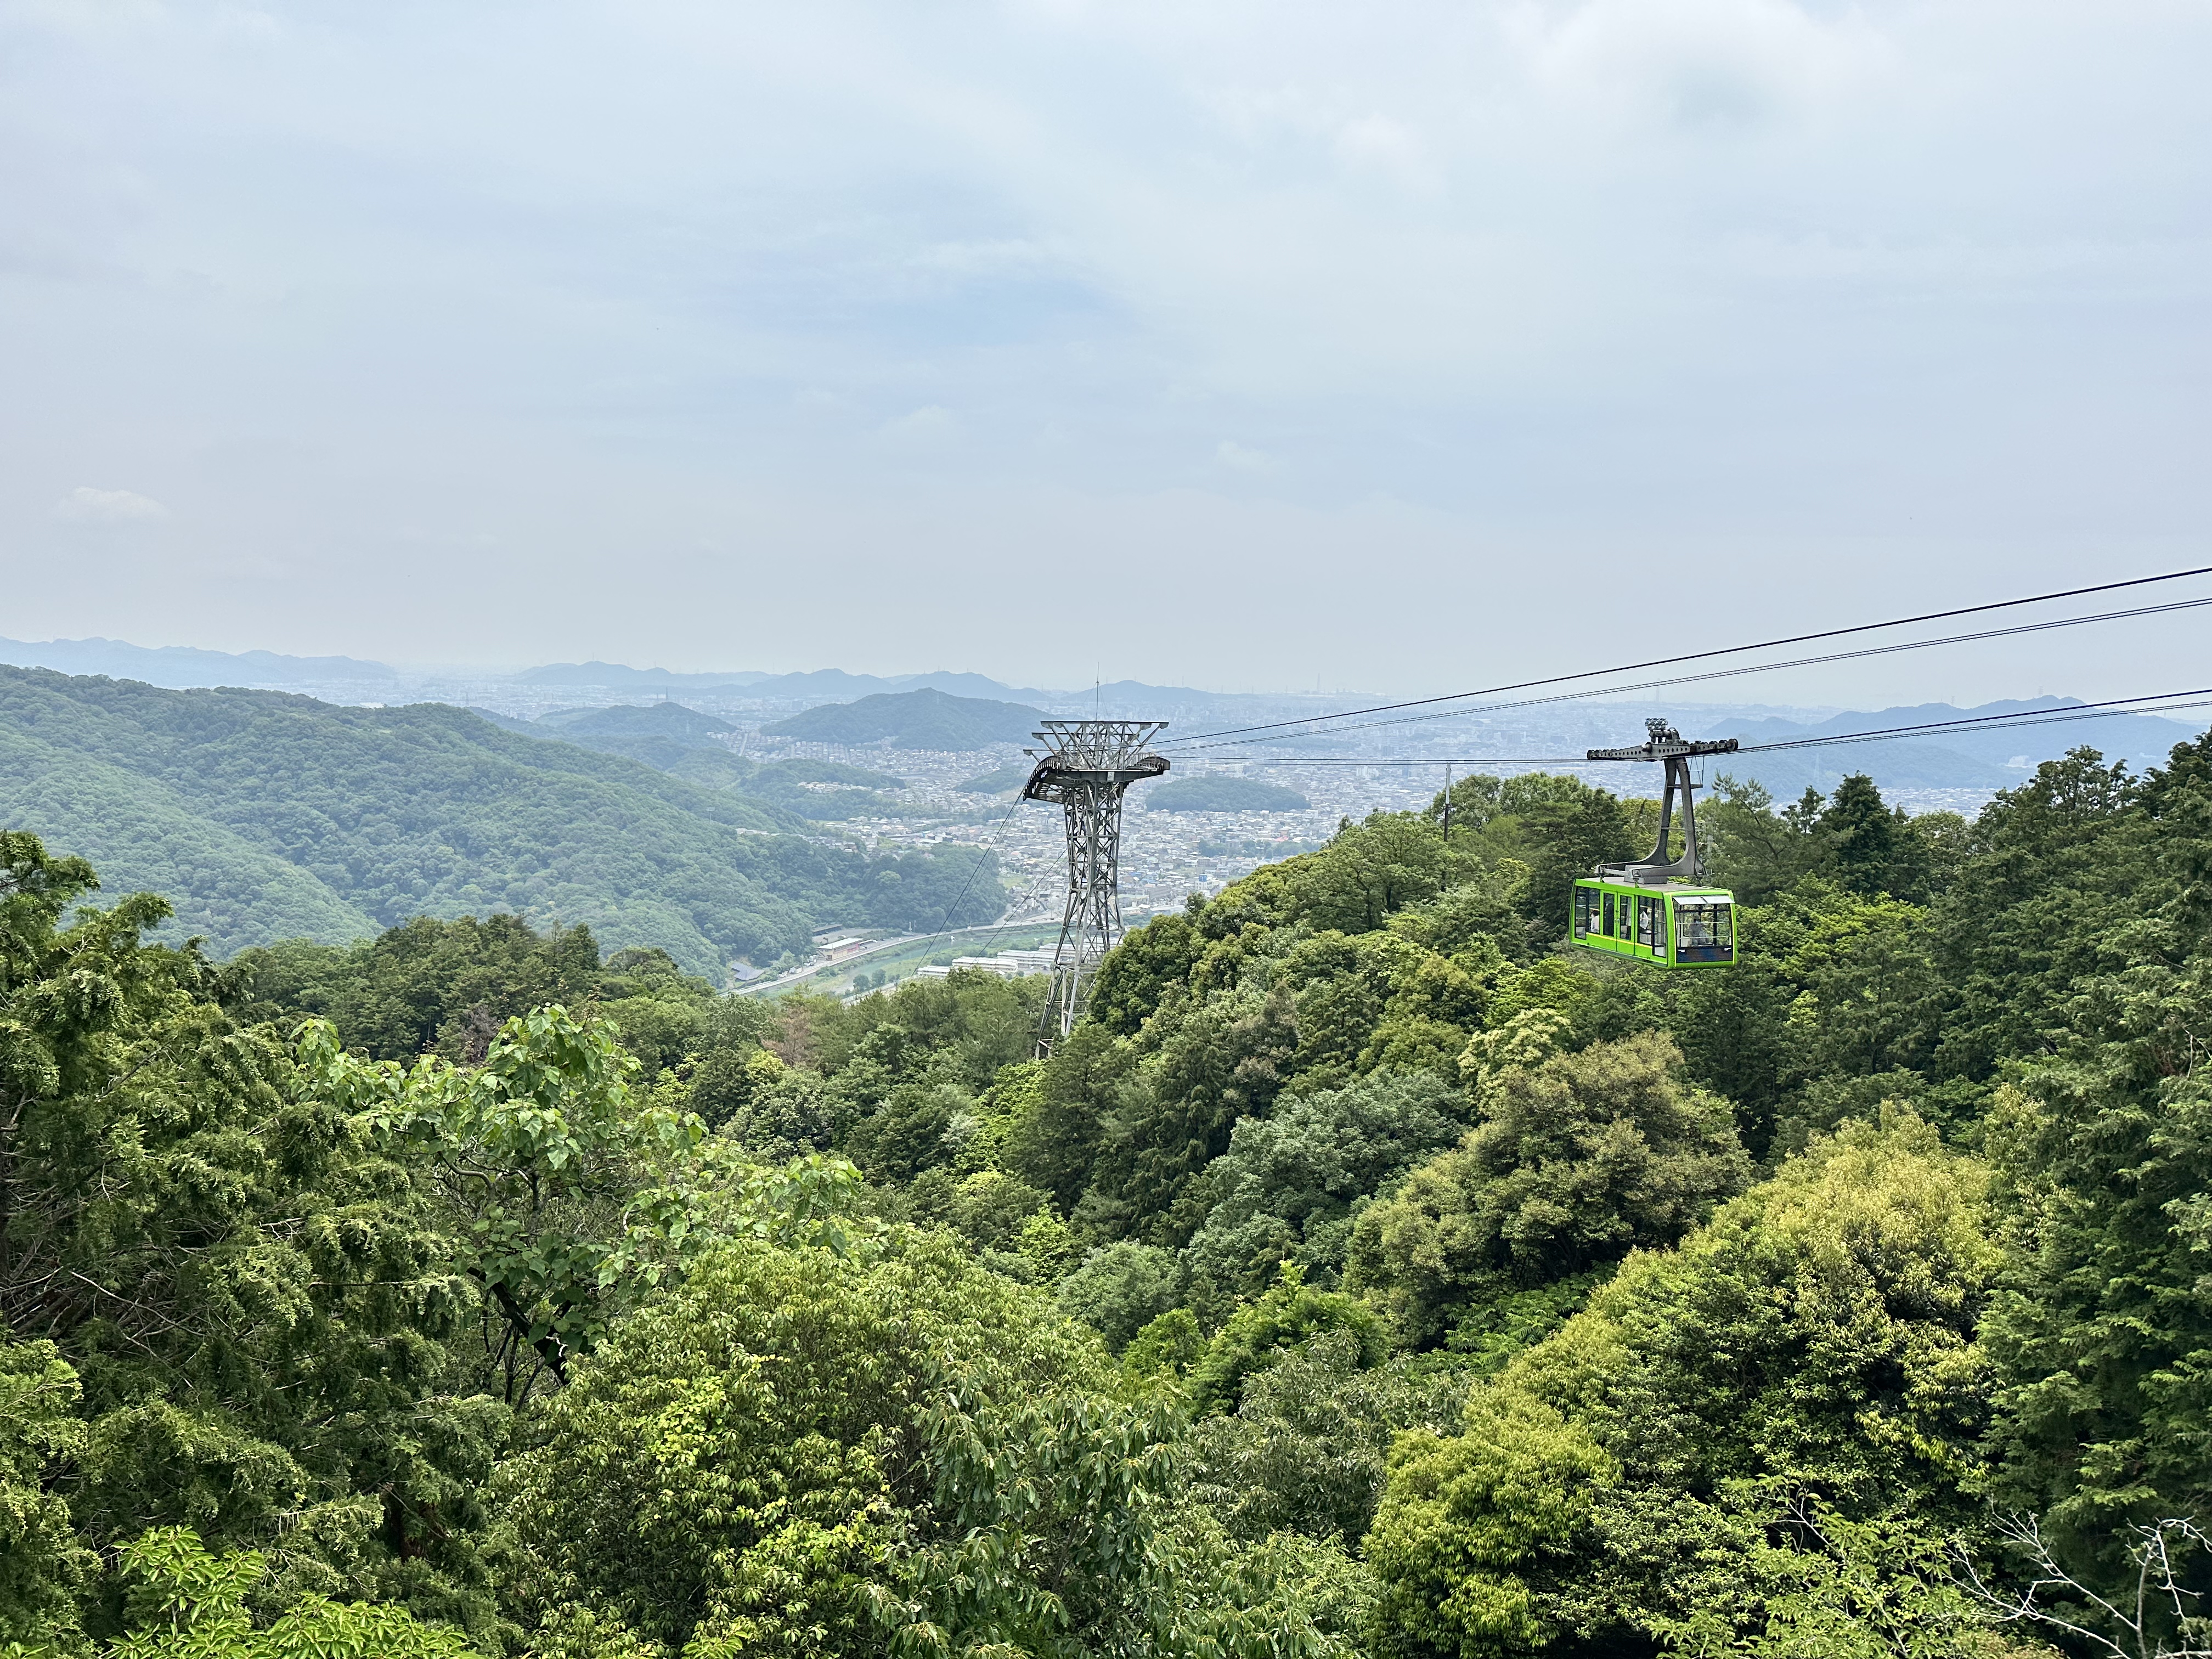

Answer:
[1571,879,1736,966]
[1570,719,1739,969]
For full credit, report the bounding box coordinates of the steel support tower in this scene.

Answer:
[1020,719,1171,1049]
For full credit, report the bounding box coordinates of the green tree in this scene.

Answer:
[1185,1266,1386,1417]
[232,916,610,1062]
[103,1525,486,1657]
[1189,1330,1469,1548]
[1056,1240,1182,1352]
[0,832,495,1620]
[499,1233,1296,1657]
[0,1339,92,1650]
[1348,1031,1750,1346]
[1979,965,2212,1584]
[1086,985,1297,1246]
[1378,1114,2002,1650]
[1363,1390,1617,1659]
[1181,1069,1466,1313]
[1819,774,1900,895]
[1004,1023,1128,1215]
[1087,908,1206,1038]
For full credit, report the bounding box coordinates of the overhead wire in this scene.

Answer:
[1164,596,2212,754]
[1153,562,2212,750]
[1206,687,2212,768]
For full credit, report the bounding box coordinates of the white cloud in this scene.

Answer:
[52,486,167,522]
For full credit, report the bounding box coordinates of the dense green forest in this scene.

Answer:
[0,668,1000,967]
[4,731,2210,1657]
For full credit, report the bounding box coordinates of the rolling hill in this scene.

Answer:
[476,702,907,818]
[0,668,1000,969]
[763,686,1045,749]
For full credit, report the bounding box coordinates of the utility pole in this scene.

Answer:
[1019,719,1170,1051]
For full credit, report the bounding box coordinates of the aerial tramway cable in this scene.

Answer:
[1153,562,2212,751]
[1211,686,2212,769]
[1166,595,2212,755]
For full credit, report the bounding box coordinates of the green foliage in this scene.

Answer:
[314,1007,877,1398]
[500,1233,1224,1657]
[1278,930,1485,1092]
[1057,1240,1182,1353]
[0,1340,93,1649]
[1088,985,1299,1245]
[1393,1113,2001,1647]
[1649,1495,1997,1659]
[1349,1030,1751,1346]
[1978,960,2212,1576]
[1285,812,1457,936]
[0,831,496,1622]
[1182,1069,1466,1315]
[0,667,1000,968]
[1186,1266,1386,1417]
[105,1525,486,1657]
[230,916,610,1061]
[1190,1330,1470,1547]
[1364,1389,1617,1659]
[1003,1025,1127,1212]
[1086,909,1205,1039]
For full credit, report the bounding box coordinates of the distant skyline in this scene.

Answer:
[4,2,2207,708]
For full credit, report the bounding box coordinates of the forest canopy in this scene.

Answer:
[4,725,2212,1657]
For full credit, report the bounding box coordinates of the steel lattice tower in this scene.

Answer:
[1019,719,1170,1048]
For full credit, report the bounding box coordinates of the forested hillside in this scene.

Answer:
[763,685,1045,748]
[3,731,2209,1657]
[0,668,1000,967]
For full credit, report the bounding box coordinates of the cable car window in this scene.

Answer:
[1673,898,1735,962]
[1602,893,1615,937]
[1575,887,1596,938]
[1637,896,1660,949]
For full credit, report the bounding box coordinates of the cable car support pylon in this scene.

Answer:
[1020,720,1171,1052]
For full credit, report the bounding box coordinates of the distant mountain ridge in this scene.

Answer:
[516,662,1058,702]
[0,635,398,686]
[1696,697,2204,799]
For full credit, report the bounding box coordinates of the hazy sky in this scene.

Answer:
[4,0,2207,701]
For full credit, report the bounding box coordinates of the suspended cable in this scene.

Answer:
[1165,596,2212,755]
[1204,688,2212,768]
[912,792,1028,942]
[1154,562,2212,749]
